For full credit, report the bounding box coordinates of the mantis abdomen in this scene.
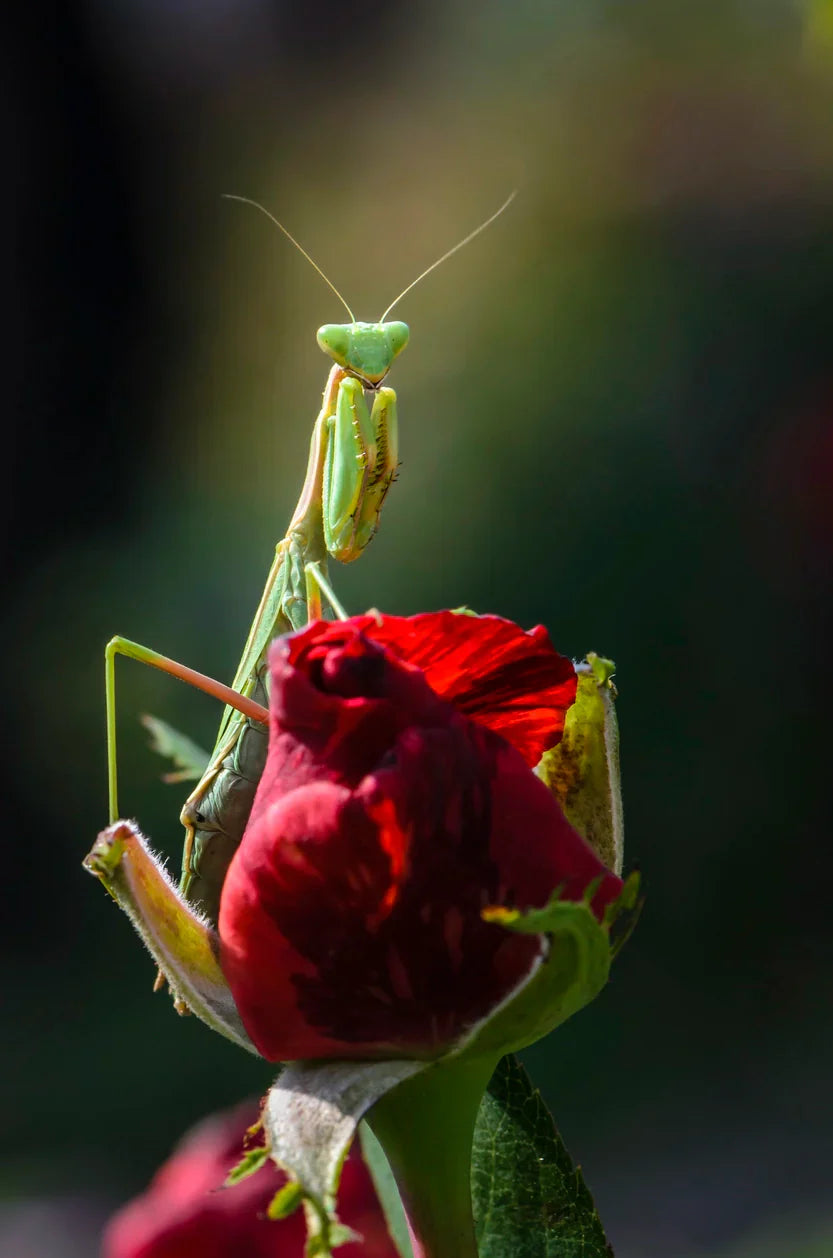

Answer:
[179,666,272,921]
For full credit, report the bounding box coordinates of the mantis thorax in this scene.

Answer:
[317,321,409,387]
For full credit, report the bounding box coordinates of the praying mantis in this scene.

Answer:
[104,190,516,930]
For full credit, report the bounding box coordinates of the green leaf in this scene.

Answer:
[472,1055,613,1258]
[141,713,211,783]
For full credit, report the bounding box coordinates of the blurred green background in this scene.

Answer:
[4,2,833,1255]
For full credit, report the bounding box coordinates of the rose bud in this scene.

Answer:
[218,611,623,1062]
[101,1101,397,1258]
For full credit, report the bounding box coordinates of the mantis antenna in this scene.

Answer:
[379,189,518,322]
[222,193,356,323]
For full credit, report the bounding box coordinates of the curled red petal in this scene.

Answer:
[287,611,577,765]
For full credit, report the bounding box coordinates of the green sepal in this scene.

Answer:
[467,895,612,1058]
[605,868,643,959]
[306,1223,361,1255]
[267,1181,305,1220]
[260,1059,429,1258]
[83,820,257,1054]
[225,1143,271,1187]
[538,651,623,874]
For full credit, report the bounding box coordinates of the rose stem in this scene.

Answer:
[366,1054,497,1258]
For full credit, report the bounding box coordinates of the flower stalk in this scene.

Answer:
[366,1055,499,1258]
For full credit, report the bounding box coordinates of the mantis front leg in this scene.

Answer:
[324,377,399,563]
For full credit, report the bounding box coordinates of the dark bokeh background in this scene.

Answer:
[3,3,833,1256]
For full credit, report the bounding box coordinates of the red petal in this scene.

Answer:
[219,782,412,1060]
[289,612,576,766]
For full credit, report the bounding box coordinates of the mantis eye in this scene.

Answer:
[386,322,409,358]
[317,325,351,362]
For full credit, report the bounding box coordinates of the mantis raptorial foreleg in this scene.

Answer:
[324,378,399,561]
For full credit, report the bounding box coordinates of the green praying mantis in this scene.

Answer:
[104,190,517,934]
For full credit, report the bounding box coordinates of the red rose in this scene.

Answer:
[102,1102,396,1258]
[218,612,623,1062]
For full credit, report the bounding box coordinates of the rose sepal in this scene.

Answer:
[256,1058,431,1256]
[473,870,641,1054]
[83,820,258,1055]
[537,652,623,875]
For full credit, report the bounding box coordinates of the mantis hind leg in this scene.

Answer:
[105,636,269,823]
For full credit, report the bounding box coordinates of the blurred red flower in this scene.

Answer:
[102,1101,396,1258]
[218,611,623,1061]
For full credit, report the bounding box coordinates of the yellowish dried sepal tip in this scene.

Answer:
[536,652,624,876]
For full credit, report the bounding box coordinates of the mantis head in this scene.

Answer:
[316,322,410,387]
[222,190,515,387]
